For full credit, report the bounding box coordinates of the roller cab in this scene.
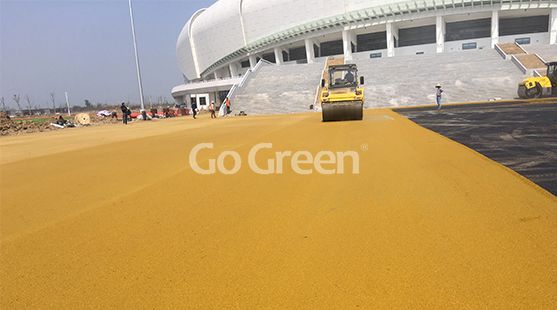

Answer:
[518,61,557,99]
[321,64,365,122]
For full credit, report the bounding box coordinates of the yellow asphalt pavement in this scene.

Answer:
[1,109,556,309]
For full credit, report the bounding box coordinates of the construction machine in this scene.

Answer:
[320,64,365,122]
[517,61,557,99]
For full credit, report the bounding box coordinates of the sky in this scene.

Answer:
[0,0,215,109]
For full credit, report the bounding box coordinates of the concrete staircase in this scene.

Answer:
[233,48,528,114]
[232,63,323,115]
[522,44,557,62]
[354,49,525,107]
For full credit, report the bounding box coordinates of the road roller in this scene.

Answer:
[517,61,557,99]
[320,64,365,122]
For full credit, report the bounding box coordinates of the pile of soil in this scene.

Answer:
[499,43,525,55]
[516,54,546,69]
[1,113,56,136]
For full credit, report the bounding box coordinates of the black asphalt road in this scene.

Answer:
[396,102,557,196]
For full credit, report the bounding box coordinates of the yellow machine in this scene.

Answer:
[517,61,557,99]
[320,64,365,122]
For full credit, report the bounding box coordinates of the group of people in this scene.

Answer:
[118,97,232,125]
[117,84,442,125]
[191,97,231,120]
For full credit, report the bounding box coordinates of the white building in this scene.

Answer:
[172,0,557,105]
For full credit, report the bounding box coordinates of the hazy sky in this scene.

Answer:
[0,0,215,109]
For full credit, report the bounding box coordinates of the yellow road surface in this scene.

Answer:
[1,110,556,309]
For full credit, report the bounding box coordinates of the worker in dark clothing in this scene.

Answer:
[56,115,67,126]
[344,70,355,84]
[121,102,131,124]
[191,100,198,119]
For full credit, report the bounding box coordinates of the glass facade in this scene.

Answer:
[357,31,387,52]
[399,25,436,47]
[446,18,491,41]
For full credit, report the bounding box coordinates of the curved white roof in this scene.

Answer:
[177,0,553,80]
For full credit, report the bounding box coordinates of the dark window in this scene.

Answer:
[288,46,306,61]
[241,60,250,68]
[357,31,387,52]
[515,37,531,45]
[500,15,549,36]
[446,18,491,41]
[199,97,207,106]
[399,25,436,47]
[314,44,320,58]
[547,64,556,81]
[321,40,344,57]
[262,52,276,63]
[462,42,477,50]
[218,91,228,103]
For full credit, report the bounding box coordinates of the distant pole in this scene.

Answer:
[64,92,71,116]
[128,0,145,111]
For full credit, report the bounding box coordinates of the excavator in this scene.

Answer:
[320,64,365,122]
[517,61,557,99]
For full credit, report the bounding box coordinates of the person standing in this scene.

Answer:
[191,99,198,119]
[435,84,444,110]
[225,97,231,115]
[209,101,216,119]
[121,102,131,125]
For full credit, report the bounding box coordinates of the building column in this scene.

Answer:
[249,55,258,68]
[229,62,239,78]
[436,16,445,53]
[208,92,216,107]
[550,8,556,45]
[342,30,356,61]
[305,39,316,63]
[491,10,499,48]
[386,22,398,57]
[274,47,285,65]
[214,70,223,80]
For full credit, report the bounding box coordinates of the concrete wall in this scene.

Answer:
[189,94,210,110]
[395,43,437,56]
[499,32,550,45]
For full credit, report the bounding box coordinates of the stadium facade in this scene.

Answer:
[172,0,556,105]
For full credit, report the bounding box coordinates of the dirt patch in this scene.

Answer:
[1,113,56,136]
[1,113,120,136]
[516,54,546,69]
[498,43,525,55]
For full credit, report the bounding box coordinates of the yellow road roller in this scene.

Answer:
[517,61,557,99]
[320,64,365,122]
